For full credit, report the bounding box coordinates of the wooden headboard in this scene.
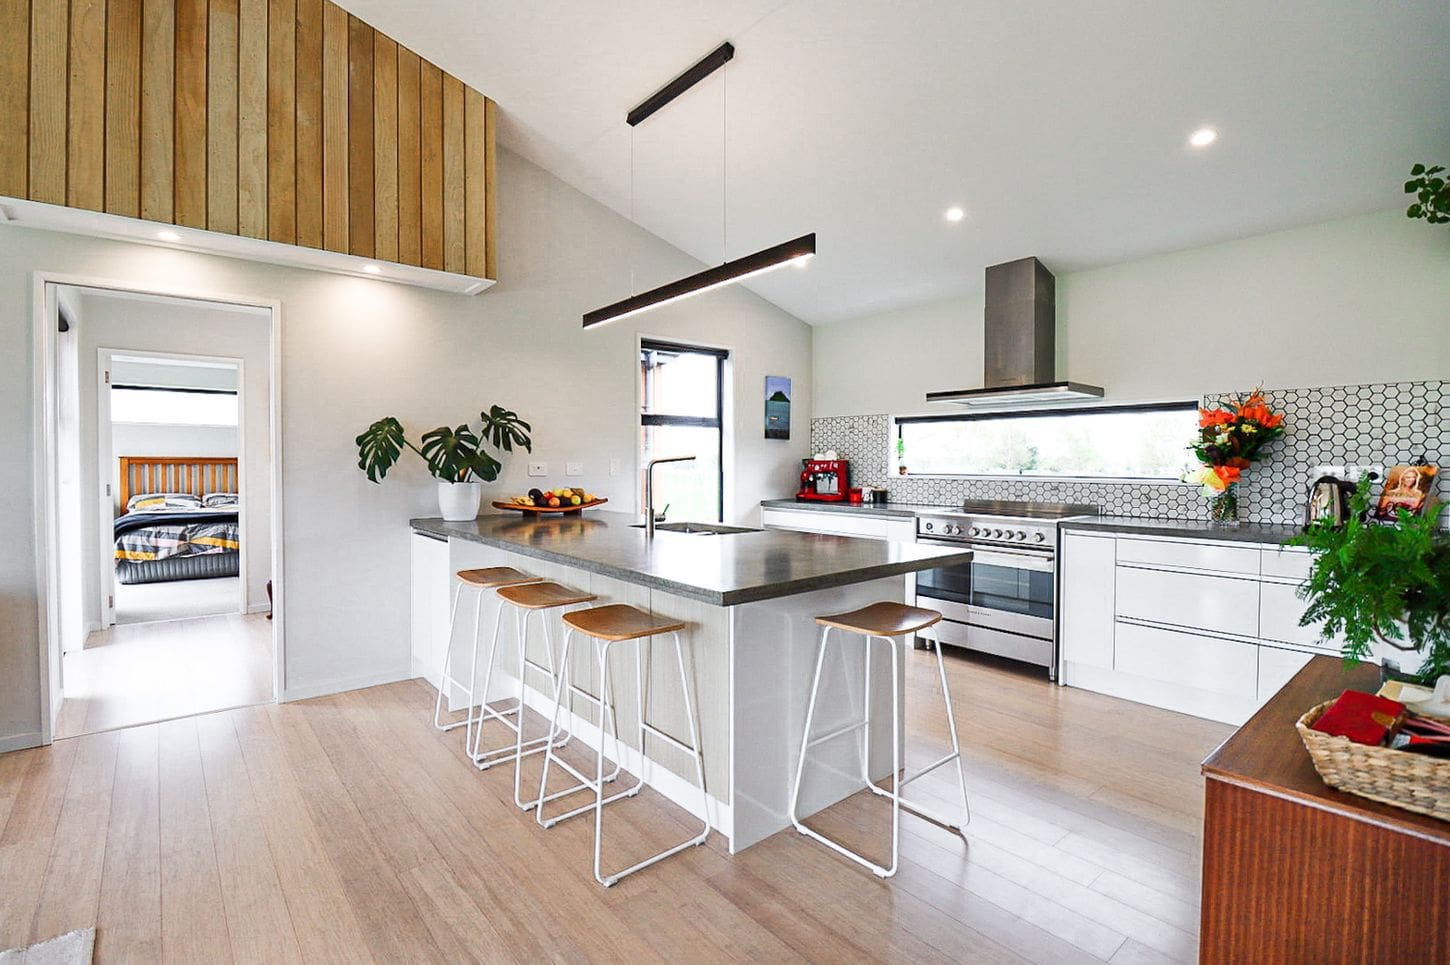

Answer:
[118,456,238,511]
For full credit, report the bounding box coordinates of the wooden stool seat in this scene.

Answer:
[562,604,687,642]
[496,581,597,610]
[815,602,942,637]
[457,567,541,589]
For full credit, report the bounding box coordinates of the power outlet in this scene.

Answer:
[527,462,547,477]
[609,458,622,476]
[565,462,583,477]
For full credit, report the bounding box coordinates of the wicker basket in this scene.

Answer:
[1296,700,1450,822]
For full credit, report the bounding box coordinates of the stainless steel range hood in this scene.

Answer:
[926,256,1103,410]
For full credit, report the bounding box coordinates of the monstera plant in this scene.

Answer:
[356,405,531,521]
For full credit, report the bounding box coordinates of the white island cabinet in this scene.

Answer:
[761,505,916,542]
[1059,529,1337,725]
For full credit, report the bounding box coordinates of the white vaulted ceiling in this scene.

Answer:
[338,1,1450,323]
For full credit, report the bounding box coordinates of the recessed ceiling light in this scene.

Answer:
[1188,127,1218,148]
[944,206,966,223]
[156,229,181,242]
[362,263,382,274]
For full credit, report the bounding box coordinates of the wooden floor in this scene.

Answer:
[54,613,273,740]
[2,647,1230,963]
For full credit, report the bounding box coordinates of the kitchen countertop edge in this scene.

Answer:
[411,516,972,607]
[1058,516,1302,545]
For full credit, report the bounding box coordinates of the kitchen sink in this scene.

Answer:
[630,522,762,535]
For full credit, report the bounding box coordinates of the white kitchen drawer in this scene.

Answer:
[1113,621,1259,698]
[1060,533,1116,671]
[1258,580,1339,651]
[761,507,907,540]
[1261,545,1314,581]
[1116,536,1260,576]
[1116,565,1260,638]
[1257,645,1313,703]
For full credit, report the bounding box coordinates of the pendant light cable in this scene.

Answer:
[629,125,637,296]
[721,61,728,264]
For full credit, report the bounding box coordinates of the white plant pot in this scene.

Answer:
[438,480,482,521]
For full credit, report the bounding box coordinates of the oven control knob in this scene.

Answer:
[1033,532,1046,543]
[989,529,1001,539]
[948,524,960,535]
[924,522,934,532]
[969,526,981,537]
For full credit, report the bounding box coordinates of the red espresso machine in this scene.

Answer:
[796,459,850,503]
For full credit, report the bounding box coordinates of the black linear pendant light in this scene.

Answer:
[582,42,816,328]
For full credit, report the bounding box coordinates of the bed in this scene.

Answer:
[114,456,241,585]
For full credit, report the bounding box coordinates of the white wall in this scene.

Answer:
[76,296,269,623]
[813,209,1450,417]
[0,147,813,746]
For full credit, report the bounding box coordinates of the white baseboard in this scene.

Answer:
[281,666,413,702]
[0,731,44,753]
[245,603,272,615]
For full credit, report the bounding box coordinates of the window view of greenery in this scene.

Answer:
[898,406,1198,479]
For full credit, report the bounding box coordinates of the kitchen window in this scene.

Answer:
[896,402,1198,479]
[111,386,239,427]
[639,340,727,522]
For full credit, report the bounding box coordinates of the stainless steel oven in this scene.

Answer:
[912,501,1096,677]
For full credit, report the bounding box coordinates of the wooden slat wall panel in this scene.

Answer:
[418,60,442,271]
[173,0,207,227]
[319,0,347,252]
[463,86,484,278]
[483,96,496,279]
[0,0,31,198]
[206,0,239,233]
[440,73,464,273]
[293,0,322,247]
[139,0,174,222]
[236,0,267,237]
[371,33,397,263]
[67,0,105,211]
[346,14,373,258]
[394,45,420,267]
[7,0,497,280]
[105,0,142,216]
[265,0,295,243]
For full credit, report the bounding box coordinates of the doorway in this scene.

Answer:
[38,279,283,742]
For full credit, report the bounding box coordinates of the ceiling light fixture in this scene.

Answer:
[1188,127,1218,148]
[156,229,181,241]
[944,206,965,223]
[583,41,817,329]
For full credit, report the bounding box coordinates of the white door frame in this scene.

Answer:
[98,347,250,627]
[32,270,285,744]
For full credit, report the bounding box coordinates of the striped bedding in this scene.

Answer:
[114,507,241,563]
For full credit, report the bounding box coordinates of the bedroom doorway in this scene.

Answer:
[43,282,279,741]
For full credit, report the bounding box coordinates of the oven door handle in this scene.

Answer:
[918,537,1055,572]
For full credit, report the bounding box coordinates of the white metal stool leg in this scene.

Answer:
[534,628,631,827]
[433,582,487,750]
[536,629,710,886]
[790,628,971,879]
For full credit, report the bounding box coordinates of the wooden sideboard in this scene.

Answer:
[1200,656,1449,963]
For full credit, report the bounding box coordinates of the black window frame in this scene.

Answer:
[640,338,728,522]
[895,400,1198,480]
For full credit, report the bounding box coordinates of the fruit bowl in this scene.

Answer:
[492,498,608,515]
[493,488,608,515]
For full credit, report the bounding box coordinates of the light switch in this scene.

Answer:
[565,462,583,477]
[527,462,547,477]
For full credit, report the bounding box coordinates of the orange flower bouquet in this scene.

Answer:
[1186,389,1285,520]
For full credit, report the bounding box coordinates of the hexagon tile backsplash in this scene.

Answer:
[810,382,1449,525]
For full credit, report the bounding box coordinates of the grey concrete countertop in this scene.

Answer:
[412,511,974,607]
[1060,516,1304,545]
[758,498,940,520]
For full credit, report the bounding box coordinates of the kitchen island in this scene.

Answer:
[411,512,972,851]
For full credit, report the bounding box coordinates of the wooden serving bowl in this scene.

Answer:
[491,497,608,515]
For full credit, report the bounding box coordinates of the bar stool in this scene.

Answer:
[474,581,610,813]
[535,603,710,887]
[433,567,542,756]
[789,601,971,879]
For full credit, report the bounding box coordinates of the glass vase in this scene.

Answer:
[1209,483,1239,522]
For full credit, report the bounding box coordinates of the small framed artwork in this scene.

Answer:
[1374,464,1437,520]
[764,376,791,440]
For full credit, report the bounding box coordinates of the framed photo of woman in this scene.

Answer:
[1373,464,1437,520]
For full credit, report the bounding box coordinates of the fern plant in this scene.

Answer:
[1287,478,1450,682]
[356,405,532,484]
